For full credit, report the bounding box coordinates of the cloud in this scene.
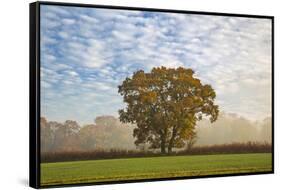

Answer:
[40,5,272,124]
[62,18,76,25]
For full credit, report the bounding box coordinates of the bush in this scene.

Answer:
[41,142,272,163]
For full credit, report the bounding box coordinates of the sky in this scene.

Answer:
[40,5,272,125]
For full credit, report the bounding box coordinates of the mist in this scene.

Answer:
[41,112,271,153]
[196,112,272,145]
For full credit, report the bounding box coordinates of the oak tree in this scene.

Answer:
[118,67,219,154]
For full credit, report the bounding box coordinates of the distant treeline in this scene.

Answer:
[196,113,272,145]
[41,113,272,153]
[41,115,135,152]
[41,142,272,163]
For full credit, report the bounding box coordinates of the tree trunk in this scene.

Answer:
[160,139,166,154]
[168,139,174,154]
[168,126,177,154]
[160,126,168,154]
[168,145,172,154]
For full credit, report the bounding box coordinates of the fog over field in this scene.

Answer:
[195,112,271,145]
[41,112,271,152]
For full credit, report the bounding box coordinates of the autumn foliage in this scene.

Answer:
[118,67,219,153]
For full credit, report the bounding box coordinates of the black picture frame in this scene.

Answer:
[30,1,274,189]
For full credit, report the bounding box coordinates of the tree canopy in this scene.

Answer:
[118,67,219,154]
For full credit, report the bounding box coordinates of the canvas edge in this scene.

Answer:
[30,2,41,189]
[30,1,275,189]
[38,1,274,18]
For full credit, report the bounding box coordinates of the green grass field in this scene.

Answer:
[41,153,272,186]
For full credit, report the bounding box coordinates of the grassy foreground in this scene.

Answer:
[41,153,272,186]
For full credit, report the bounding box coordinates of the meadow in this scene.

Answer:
[41,153,272,186]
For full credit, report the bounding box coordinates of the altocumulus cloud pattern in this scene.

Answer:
[40,5,272,124]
